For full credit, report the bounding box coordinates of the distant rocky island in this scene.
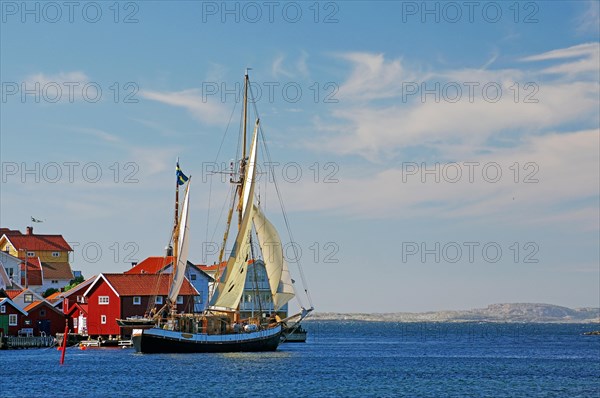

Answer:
[310,303,600,323]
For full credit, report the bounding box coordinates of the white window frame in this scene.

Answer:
[101,315,107,324]
[6,267,13,277]
[133,296,141,305]
[176,296,183,305]
[155,296,163,305]
[73,318,78,329]
[24,294,33,303]
[52,252,60,257]
[0,305,5,313]
[8,314,17,326]
[98,296,109,305]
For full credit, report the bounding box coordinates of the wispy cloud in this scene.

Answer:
[295,44,600,228]
[313,44,599,161]
[335,52,420,102]
[140,89,229,125]
[521,42,600,76]
[25,71,89,86]
[66,126,121,143]
[574,1,600,36]
[288,129,599,229]
[271,52,310,79]
[23,71,90,103]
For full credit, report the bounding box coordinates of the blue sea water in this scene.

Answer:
[1,322,599,397]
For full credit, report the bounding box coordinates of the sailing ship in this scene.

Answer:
[131,71,312,353]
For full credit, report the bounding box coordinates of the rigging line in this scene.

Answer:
[255,120,313,309]
[247,92,312,308]
[205,99,239,251]
[209,184,235,244]
[249,93,311,307]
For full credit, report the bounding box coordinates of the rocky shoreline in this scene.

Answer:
[308,303,600,324]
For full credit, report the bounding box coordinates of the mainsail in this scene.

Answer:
[252,204,295,310]
[167,179,191,304]
[210,123,259,309]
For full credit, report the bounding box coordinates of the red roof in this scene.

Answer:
[0,228,22,236]
[5,234,72,252]
[97,273,198,296]
[5,289,23,299]
[20,258,42,286]
[198,261,227,279]
[125,256,174,274]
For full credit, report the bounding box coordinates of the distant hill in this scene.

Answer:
[310,303,600,323]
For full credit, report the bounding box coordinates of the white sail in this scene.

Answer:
[168,180,191,304]
[210,126,259,309]
[252,204,294,310]
[241,120,259,217]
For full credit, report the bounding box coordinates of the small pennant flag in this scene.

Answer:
[176,162,189,186]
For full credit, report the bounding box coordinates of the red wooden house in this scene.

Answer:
[22,300,65,336]
[0,297,28,336]
[82,273,199,338]
[61,277,95,335]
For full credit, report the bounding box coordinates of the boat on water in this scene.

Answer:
[282,323,308,343]
[131,71,312,354]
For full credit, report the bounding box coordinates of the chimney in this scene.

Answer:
[165,245,173,257]
[26,226,33,235]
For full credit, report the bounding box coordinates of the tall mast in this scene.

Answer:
[238,70,250,228]
[173,158,180,260]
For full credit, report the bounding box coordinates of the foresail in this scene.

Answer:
[210,126,259,309]
[252,204,283,296]
[168,179,191,304]
[253,204,295,311]
[275,260,295,311]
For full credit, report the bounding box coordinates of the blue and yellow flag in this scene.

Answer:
[176,162,188,186]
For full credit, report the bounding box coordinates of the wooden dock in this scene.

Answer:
[2,335,56,349]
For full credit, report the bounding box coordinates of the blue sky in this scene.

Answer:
[1,1,598,312]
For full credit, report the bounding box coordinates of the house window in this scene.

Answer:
[190,274,197,281]
[155,296,163,305]
[101,315,107,324]
[24,294,33,303]
[24,319,31,326]
[51,280,58,284]
[52,252,60,257]
[98,296,109,305]
[8,314,17,326]
[40,309,46,317]
[0,305,5,313]
[176,296,183,304]
[6,267,13,276]
[133,296,141,305]
[27,252,35,257]
[74,318,78,329]
[194,295,202,304]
